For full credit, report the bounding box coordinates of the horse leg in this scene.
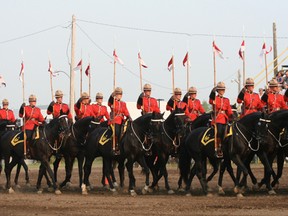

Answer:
[82,157,94,195]
[271,150,284,188]
[137,156,150,195]
[53,154,62,183]
[207,158,219,182]
[195,160,208,195]
[77,152,85,188]
[126,159,137,196]
[118,158,125,188]
[5,156,19,193]
[60,155,75,188]
[257,152,275,194]
[103,158,116,192]
[42,160,61,194]
[224,158,240,193]
[14,162,21,188]
[36,163,46,192]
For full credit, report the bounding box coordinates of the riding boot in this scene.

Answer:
[112,137,120,156]
[215,138,223,158]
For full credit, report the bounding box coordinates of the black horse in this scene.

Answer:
[0,115,69,194]
[52,116,99,189]
[217,112,272,194]
[253,110,288,191]
[179,111,266,196]
[145,108,186,194]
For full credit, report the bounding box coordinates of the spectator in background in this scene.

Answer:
[259,88,264,98]
[283,71,288,85]
[276,71,284,85]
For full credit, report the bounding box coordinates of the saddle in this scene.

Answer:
[11,127,40,146]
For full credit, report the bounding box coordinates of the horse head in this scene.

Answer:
[150,112,165,142]
[167,108,187,138]
[48,114,70,136]
[269,110,288,141]
[238,112,268,143]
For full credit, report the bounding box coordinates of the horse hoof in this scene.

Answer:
[178,187,185,192]
[8,187,15,194]
[233,186,240,194]
[110,188,118,195]
[86,185,93,191]
[113,182,118,188]
[237,193,244,198]
[55,189,62,195]
[15,184,21,189]
[218,187,225,195]
[65,182,72,188]
[47,187,54,193]
[185,193,192,197]
[206,193,213,197]
[252,184,260,191]
[268,190,277,195]
[168,190,175,195]
[148,187,154,193]
[273,183,279,190]
[81,184,88,195]
[37,189,43,194]
[130,190,137,197]
[142,185,149,195]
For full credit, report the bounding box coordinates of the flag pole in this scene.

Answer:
[265,51,268,84]
[88,55,91,97]
[186,52,189,91]
[21,51,27,158]
[80,50,83,96]
[112,49,116,151]
[138,54,143,91]
[242,26,246,86]
[172,55,175,92]
[212,40,218,154]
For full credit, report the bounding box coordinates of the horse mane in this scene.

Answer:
[269,110,288,127]
[191,113,211,128]
[74,116,94,128]
[238,112,262,129]
[166,108,185,123]
[133,113,153,124]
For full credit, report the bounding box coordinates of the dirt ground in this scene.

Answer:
[0,160,288,216]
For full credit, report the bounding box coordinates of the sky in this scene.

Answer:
[1,0,288,110]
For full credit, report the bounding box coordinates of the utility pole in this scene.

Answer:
[70,15,76,118]
[273,22,278,77]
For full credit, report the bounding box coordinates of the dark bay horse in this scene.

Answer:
[254,110,288,191]
[0,115,69,194]
[52,116,99,189]
[145,108,186,194]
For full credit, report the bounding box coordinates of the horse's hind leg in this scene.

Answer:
[14,162,21,187]
[207,158,219,182]
[36,163,46,192]
[103,158,116,192]
[118,158,125,188]
[195,160,208,195]
[257,152,275,194]
[126,159,137,195]
[5,156,19,193]
[60,154,75,188]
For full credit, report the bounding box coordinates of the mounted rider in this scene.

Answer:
[166,88,188,115]
[19,94,45,142]
[91,92,110,123]
[74,92,93,121]
[237,78,263,117]
[182,86,205,121]
[209,81,233,158]
[261,79,287,114]
[137,83,160,115]
[0,99,16,124]
[108,87,132,154]
[47,90,73,125]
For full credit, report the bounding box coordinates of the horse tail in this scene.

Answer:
[178,143,191,185]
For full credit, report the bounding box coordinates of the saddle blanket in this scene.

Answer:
[11,128,40,146]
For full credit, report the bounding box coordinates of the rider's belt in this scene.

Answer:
[216,111,225,114]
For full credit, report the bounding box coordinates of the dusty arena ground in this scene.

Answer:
[0,159,288,216]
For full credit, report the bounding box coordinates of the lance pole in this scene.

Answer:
[186,52,190,91]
